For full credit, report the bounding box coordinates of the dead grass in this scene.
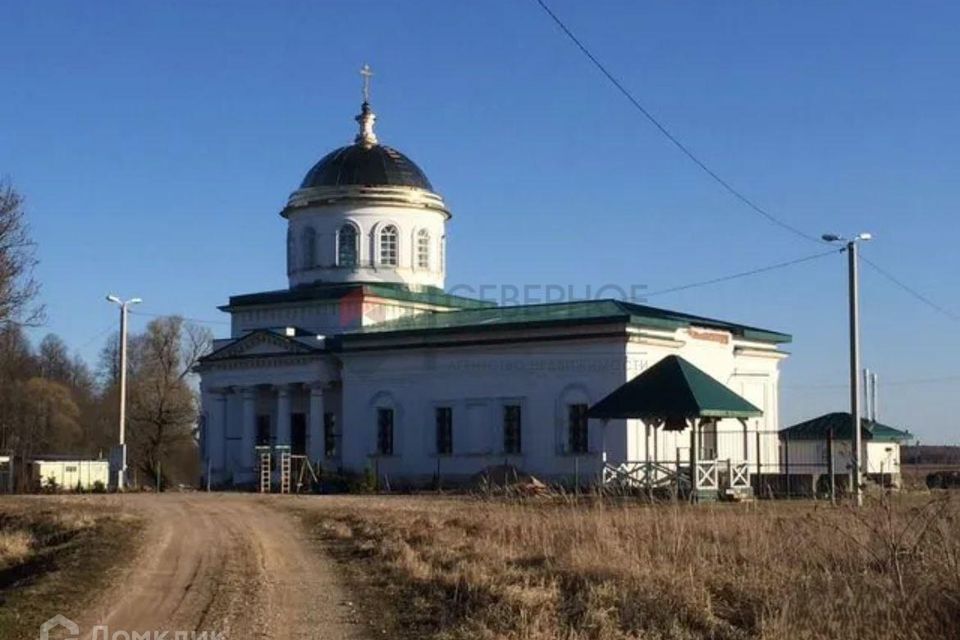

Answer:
[901,463,960,490]
[0,496,144,640]
[0,530,34,568]
[288,493,960,640]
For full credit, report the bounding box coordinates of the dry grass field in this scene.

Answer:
[901,463,960,490]
[288,493,960,640]
[0,496,143,639]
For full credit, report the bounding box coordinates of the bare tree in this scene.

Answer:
[10,378,82,458]
[38,334,72,382]
[125,316,212,487]
[0,324,37,451]
[0,180,43,327]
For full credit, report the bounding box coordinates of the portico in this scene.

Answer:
[197,330,340,486]
[200,381,336,486]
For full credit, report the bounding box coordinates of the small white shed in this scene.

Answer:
[32,458,110,491]
[780,412,912,481]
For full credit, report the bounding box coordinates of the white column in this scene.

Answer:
[208,390,227,475]
[308,383,326,462]
[276,384,292,446]
[241,386,257,472]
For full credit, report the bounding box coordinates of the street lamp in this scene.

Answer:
[106,295,142,491]
[821,233,872,507]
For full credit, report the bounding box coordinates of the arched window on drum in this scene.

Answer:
[379,225,398,267]
[416,229,430,270]
[338,224,358,267]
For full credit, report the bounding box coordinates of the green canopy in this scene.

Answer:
[588,355,763,421]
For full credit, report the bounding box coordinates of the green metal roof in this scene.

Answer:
[781,412,912,442]
[221,282,494,311]
[587,355,763,420]
[344,299,791,344]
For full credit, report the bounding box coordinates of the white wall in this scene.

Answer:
[339,337,629,483]
[286,202,447,289]
[201,322,788,487]
[228,297,447,338]
[338,327,787,484]
[34,460,109,491]
[782,439,902,475]
[624,328,784,470]
[866,441,900,474]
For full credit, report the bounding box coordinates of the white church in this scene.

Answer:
[197,73,791,490]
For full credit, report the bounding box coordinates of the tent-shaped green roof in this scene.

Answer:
[781,412,912,442]
[588,355,763,421]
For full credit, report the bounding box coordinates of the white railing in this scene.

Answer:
[695,460,719,491]
[603,458,752,496]
[728,461,750,489]
[602,461,690,489]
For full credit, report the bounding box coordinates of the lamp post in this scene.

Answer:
[106,295,142,491]
[821,233,871,507]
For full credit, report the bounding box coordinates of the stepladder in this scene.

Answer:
[257,448,272,494]
[278,447,292,494]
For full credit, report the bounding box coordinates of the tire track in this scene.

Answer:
[77,494,366,640]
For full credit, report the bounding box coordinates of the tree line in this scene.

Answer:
[0,179,211,488]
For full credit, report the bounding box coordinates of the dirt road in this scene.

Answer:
[78,494,365,640]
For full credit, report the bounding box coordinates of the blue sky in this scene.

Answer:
[2,1,957,442]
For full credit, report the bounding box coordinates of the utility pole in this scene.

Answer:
[848,239,863,507]
[106,295,142,491]
[822,233,871,507]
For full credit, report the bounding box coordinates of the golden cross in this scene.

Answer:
[360,64,374,103]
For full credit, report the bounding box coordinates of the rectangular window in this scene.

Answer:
[503,404,522,454]
[568,403,589,454]
[323,412,337,457]
[256,415,271,446]
[376,408,394,455]
[435,406,453,455]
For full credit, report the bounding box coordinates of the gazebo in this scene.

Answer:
[589,355,762,500]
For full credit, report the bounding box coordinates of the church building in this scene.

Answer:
[196,73,791,489]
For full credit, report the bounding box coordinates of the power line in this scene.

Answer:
[861,254,960,322]
[77,322,118,350]
[786,374,960,391]
[533,0,822,245]
[533,0,959,324]
[644,248,842,298]
[129,310,230,326]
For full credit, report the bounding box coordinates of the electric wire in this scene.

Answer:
[861,254,960,322]
[533,0,959,323]
[129,310,230,326]
[644,248,843,298]
[533,0,822,244]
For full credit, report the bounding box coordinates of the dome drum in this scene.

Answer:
[283,183,450,218]
[283,92,449,290]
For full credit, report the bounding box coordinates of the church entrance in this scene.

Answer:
[256,415,271,446]
[291,413,307,455]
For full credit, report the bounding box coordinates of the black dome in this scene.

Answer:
[300,144,434,191]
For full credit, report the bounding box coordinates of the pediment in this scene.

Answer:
[204,331,318,361]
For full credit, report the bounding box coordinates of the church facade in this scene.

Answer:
[196,88,790,489]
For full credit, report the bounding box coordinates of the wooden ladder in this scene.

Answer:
[259,450,272,493]
[279,450,292,494]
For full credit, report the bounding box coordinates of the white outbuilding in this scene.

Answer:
[780,412,912,486]
[31,458,110,492]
